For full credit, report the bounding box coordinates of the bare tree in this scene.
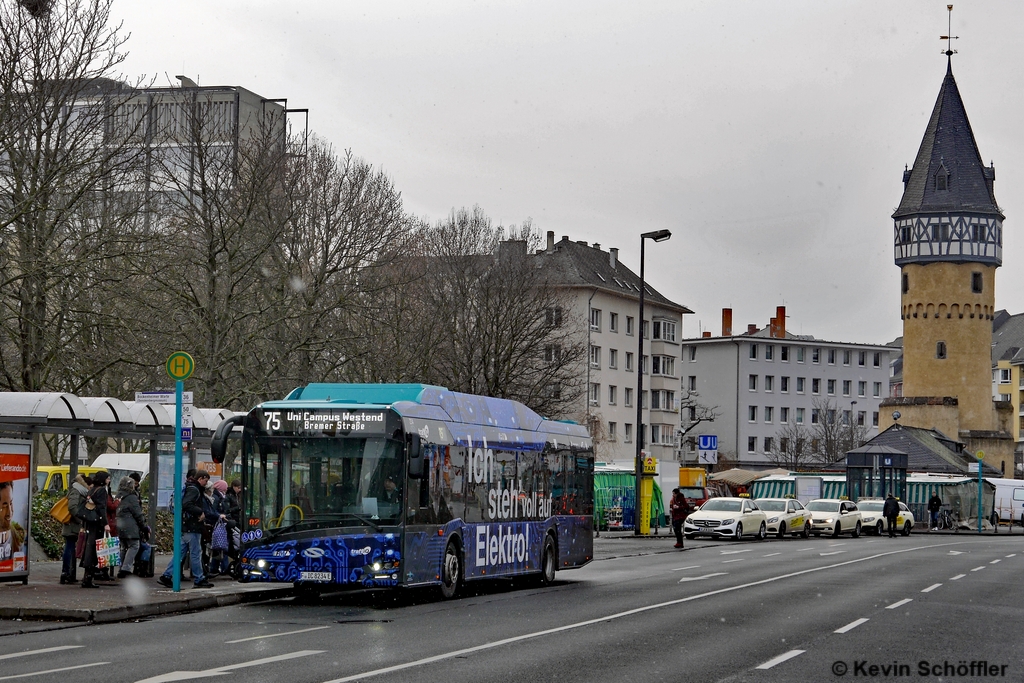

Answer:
[0,0,148,392]
[767,421,815,471]
[807,397,868,466]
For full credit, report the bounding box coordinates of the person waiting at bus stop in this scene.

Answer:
[158,470,213,588]
[883,493,900,538]
[928,492,942,531]
[670,488,690,549]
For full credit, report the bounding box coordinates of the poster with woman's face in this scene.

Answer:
[0,444,31,574]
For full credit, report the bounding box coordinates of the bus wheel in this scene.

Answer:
[539,535,557,586]
[439,541,462,600]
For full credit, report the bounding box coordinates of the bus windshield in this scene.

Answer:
[244,435,405,535]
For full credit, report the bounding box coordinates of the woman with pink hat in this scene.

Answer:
[209,479,231,576]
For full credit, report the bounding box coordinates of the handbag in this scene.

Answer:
[78,496,101,524]
[75,529,87,559]
[95,532,121,569]
[211,520,229,550]
[49,496,72,525]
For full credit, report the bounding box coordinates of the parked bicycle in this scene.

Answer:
[936,506,959,532]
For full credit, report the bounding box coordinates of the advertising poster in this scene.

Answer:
[0,440,31,577]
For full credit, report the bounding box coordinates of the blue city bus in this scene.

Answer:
[211,383,594,598]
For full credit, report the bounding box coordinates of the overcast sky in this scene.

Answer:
[111,1,1024,345]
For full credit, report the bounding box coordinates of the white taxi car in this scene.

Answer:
[755,498,811,539]
[806,498,862,538]
[683,497,767,541]
[857,499,915,536]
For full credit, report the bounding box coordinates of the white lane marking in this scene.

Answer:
[720,549,752,555]
[763,553,781,557]
[135,651,324,683]
[921,584,942,593]
[226,626,331,644]
[971,566,986,572]
[834,618,869,634]
[678,573,728,583]
[0,663,108,681]
[948,551,964,555]
[827,543,846,547]
[671,565,701,571]
[989,559,1001,564]
[886,598,913,610]
[950,574,966,581]
[1006,554,1017,558]
[722,559,744,564]
[820,551,846,556]
[797,547,815,552]
[756,650,806,670]
[0,647,83,662]
[319,543,961,683]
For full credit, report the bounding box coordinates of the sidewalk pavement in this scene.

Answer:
[0,554,292,627]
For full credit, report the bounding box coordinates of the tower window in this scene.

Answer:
[971,272,983,293]
[902,273,908,293]
[936,173,947,191]
[936,341,947,359]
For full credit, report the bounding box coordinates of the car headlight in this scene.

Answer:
[767,516,779,524]
[863,515,876,522]
[720,519,735,525]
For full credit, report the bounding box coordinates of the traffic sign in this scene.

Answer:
[166,352,195,381]
[642,455,658,475]
[181,427,192,441]
[135,391,193,404]
[698,434,718,464]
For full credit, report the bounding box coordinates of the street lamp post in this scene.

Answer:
[635,229,671,535]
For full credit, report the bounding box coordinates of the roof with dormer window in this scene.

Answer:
[893,60,1002,220]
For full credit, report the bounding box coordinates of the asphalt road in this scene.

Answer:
[2,533,1022,683]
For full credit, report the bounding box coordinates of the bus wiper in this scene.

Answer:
[262,515,346,540]
[337,512,381,531]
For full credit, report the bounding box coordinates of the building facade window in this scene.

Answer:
[781,376,789,393]
[608,385,617,405]
[872,412,879,427]
[590,308,601,331]
[590,345,601,368]
[857,411,866,427]
[652,320,677,342]
[811,409,820,425]
[812,378,820,394]
[652,355,675,376]
[625,352,634,372]
[688,346,696,361]
[748,405,757,422]
[546,307,563,327]
[972,272,983,293]
[858,381,866,397]
[780,407,789,423]
[749,374,758,391]
[828,349,836,365]
[625,423,633,443]
[797,347,805,363]
[765,345,774,361]
[609,349,618,368]
[797,377,805,393]
[764,406,773,423]
[796,407,805,424]
[765,376,774,392]
[764,437,773,453]
[748,437,757,453]
[625,387,633,407]
[812,348,820,364]
[609,312,618,333]
[858,351,866,367]
[842,380,851,396]
[873,382,881,397]
[750,343,758,360]
[781,346,789,362]
[589,383,600,406]
[873,352,881,367]
[843,350,851,365]
[936,341,947,359]
[608,422,617,440]
[626,316,634,336]
[688,375,697,391]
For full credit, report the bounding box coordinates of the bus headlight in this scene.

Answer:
[372,562,382,572]
[256,559,267,569]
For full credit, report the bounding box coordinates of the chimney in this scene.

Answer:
[722,308,733,337]
[576,240,588,246]
[546,231,555,253]
[747,324,758,335]
[702,331,711,338]
[775,306,786,338]
[593,243,600,250]
[609,248,618,269]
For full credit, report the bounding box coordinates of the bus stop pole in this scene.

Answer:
[977,451,984,534]
[172,380,183,592]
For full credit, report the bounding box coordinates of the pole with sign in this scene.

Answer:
[976,450,984,534]
[166,352,194,592]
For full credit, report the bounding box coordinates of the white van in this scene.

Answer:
[986,477,1024,525]
[91,453,150,492]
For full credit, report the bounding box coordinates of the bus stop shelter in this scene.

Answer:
[0,392,241,584]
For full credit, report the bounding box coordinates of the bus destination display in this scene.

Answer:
[262,409,387,435]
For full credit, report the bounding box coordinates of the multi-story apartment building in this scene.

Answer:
[991,310,1024,475]
[679,309,891,469]
[533,233,692,465]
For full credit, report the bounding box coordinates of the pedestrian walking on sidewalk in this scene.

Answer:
[883,493,900,539]
[79,471,111,588]
[115,474,147,578]
[670,488,691,549]
[60,474,89,584]
[157,470,213,589]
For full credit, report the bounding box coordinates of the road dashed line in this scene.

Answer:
[835,618,869,633]
[950,574,966,581]
[886,598,913,610]
[971,566,986,572]
[921,584,941,593]
[755,650,805,670]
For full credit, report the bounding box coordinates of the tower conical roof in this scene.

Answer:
[893,60,1002,219]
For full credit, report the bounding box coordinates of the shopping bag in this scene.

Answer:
[96,533,121,569]
[49,496,72,525]
[211,520,229,551]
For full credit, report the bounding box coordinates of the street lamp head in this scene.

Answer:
[642,229,672,243]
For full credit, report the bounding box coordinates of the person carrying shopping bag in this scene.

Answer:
[79,471,110,588]
[115,473,147,578]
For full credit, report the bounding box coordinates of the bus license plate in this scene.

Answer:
[299,571,332,582]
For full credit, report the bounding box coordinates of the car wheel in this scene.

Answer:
[813,532,820,537]
[777,522,787,540]
[734,523,743,541]
[802,522,810,539]
[852,522,861,538]
[832,523,841,538]
[438,540,462,600]
[902,521,912,536]
[757,522,767,541]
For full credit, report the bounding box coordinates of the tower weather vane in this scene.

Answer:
[941,4,958,57]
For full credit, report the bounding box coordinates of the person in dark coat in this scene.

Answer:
[157,470,213,588]
[59,474,88,584]
[224,479,242,567]
[79,471,111,588]
[927,492,942,531]
[883,493,900,538]
[115,475,147,578]
[669,488,691,549]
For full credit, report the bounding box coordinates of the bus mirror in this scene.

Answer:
[211,415,245,464]
[407,433,424,479]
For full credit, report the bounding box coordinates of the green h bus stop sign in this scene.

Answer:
[166,352,194,381]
